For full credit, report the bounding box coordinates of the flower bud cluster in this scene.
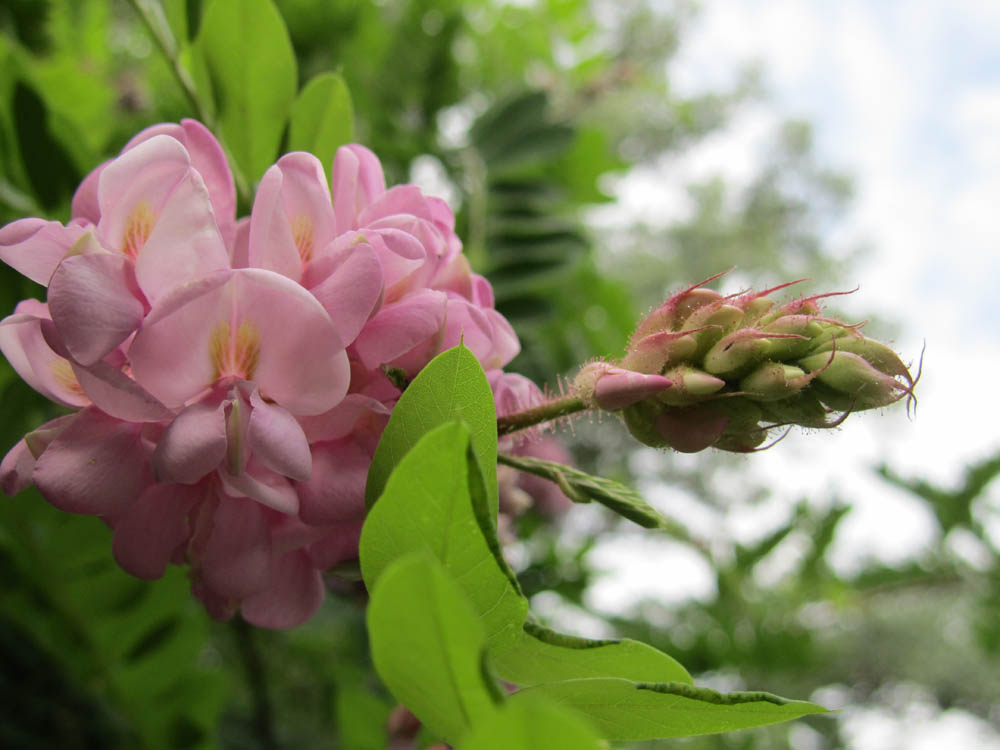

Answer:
[0,120,523,628]
[574,275,915,453]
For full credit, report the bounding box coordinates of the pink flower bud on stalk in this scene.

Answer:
[0,120,534,628]
[573,273,917,453]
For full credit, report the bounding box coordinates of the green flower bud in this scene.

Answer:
[798,350,909,409]
[582,273,916,455]
[740,362,810,401]
[659,365,726,405]
[703,329,772,376]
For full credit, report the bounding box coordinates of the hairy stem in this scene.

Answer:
[497,395,588,437]
[232,618,278,750]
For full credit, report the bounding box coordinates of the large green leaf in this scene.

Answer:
[361,421,526,652]
[367,554,500,744]
[518,678,828,740]
[365,345,498,514]
[288,72,354,171]
[361,421,690,687]
[196,0,296,182]
[458,696,602,750]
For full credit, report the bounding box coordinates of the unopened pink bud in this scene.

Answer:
[592,368,673,410]
[574,362,673,411]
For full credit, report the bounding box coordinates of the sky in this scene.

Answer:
[573,1,1000,746]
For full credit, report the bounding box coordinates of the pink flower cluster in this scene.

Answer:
[0,120,525,628]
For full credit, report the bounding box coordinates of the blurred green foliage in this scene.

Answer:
[0,1,997,748]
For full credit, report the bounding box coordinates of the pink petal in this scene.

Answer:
[134,169,230,300]
[196,493,272,599]
[23,414,75,459]
[179,119,237,250]
[367,229,433,301]
[358,184,433,226]
[297,393,392,443]
[0,306,90,407]
[1,439,36,495]
[240,549,324,629]
[0,218,87,286]
[471,274,495,308]
[112,482,204,579]
[71,162,107,223]
[231,216,251,268]
[304,240,383,345]
[487,370,543,417]
[153,400,228,484]
[331,144,386,231]
[431,252,474,298]
[248,388,311,481]
[33,407,151,517]
[306,520,364,569]
[440,297,492,361]
[130,269,349,415]
[48,253,147,366]
[69,358,173,422]
[296,439,369,525]
[96,135,191,252]
[274,151,336,250]
[482,309,520,369]
[124,120,237,250]
[352,289,447,370]
[247,165,302,281]
[219,461,299,515]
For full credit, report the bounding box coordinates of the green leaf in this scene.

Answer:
[196,0,296,182]
[361,422,526,652]
[517,678,828,740]
[498,452,668,529]
[288,72,354,170]
[367,554,500,744]
[361,421,691,687]
[458,695,601,750]
[365,345,498,515]
[494,623,691,687]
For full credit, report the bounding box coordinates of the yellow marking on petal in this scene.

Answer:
[48,358,85,398]
[210,320,262,381]
[122,201,155,260]
[291,214,315,263]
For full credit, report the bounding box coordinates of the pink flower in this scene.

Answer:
[0,121,531,629]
